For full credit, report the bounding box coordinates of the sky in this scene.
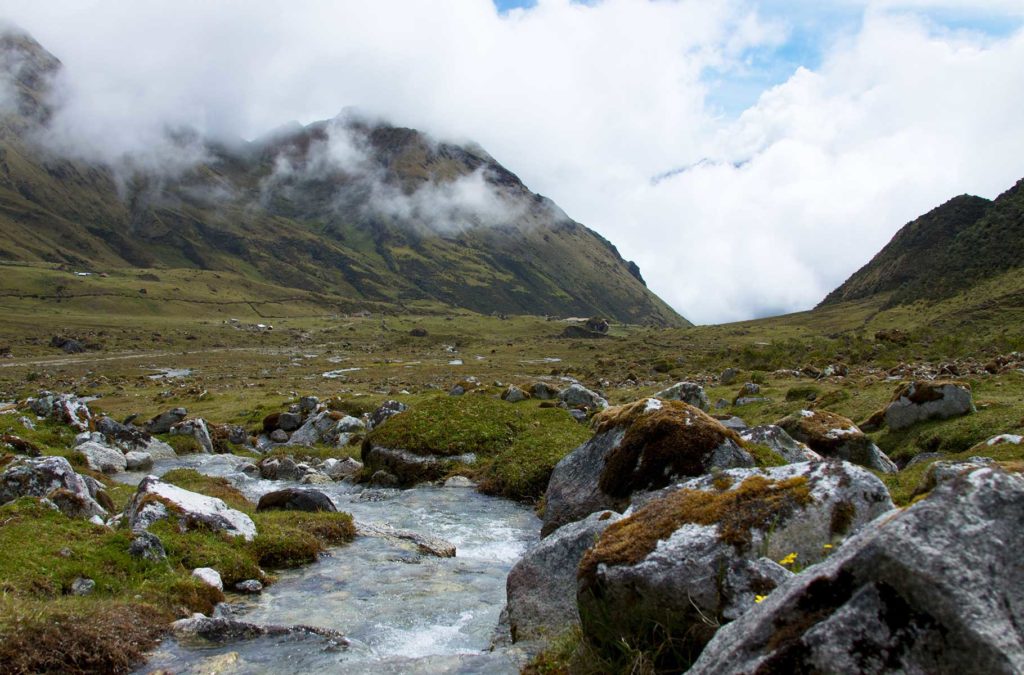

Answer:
[1,0,1023,324]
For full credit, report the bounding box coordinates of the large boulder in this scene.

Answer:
[256,488,337,513]
[76,440,128,474]
[506,510,622,643]
[124,475,256,541]
[689,467,1024,674]
[558,384,608,411]
[0,456,108,519]
[654,381,710,412]
[577,461,895,670]
[778,410,897,473]
[542,399,755,536]
[27,392,92,431]
[883,380,975,430]
[739,425,822,464]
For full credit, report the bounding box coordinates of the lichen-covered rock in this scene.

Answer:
[124,451,153,472]
[77,440,128,474]
[577,461,895,669]
[542,399,755,536]
[558,383,608,410]
[778,410,897,473]
[256,487,337,513]
[689,467,1024,675]
[369,400,407,429]
[170,418,214,454]
[913,456,995,497]
[884,380,975,430]
[654,381,711,411]
[129,531,167,561]
[192,567,223,591]
[740,425,821,464]
[27,391,92,431]
[124,475,256,541]
[0,455,107,519]
[145,407,187,434]
[288,411,364,447]
[507,510,622,643]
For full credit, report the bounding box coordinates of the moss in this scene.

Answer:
[163,434,201,455]
[266,443,360,463]
[778,410,861,455]
[250,511,355,568]
[890,380,969,405]
[746,443,789,468]
[579,475,813,585]
[829,501,856,536]
[594,399,744,498]
[785,386,821,402]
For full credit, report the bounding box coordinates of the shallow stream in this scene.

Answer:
[116,455,540,674]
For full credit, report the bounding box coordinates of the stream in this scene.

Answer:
[115,455,540,674]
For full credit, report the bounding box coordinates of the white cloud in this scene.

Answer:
[1,0,1022,323]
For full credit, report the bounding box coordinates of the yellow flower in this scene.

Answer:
[823,544,833,549]
[779,552,798,566]
[754,595,768,604]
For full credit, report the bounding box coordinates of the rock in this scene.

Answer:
[269,429,289,443]
[716,416,748,431]
[542,398,755,536]
[70,577,95,596]
[1,433,41,457]
[257,488,337,513]
[277,412,303,432]
[739,425,821,464]
[299,472,331,485]
[914,456,995,496]
[448,384,467,396]
[259,456,302,481]
[585,317,610,334]
[129,531,167,561]
[298,396,320,414]
[777,409,897,473]
[124,451,153,472]
[170,615,349,647]
[0,456,108,519]
[557,383,608,410]
[443,475,476,488]
[654,381,710,411]
[714,398,729,409]
[501,385,530,403]
[578,461,895,667]
[507,510,622,643]
[569,409,587,423]
[357,521,456,557]
[410,327,429,337]
[76,440,127,474]
[170,418,214,454]
[235,579,263,594]
[981,433,1023,448]
[237,462,261,479]
[369,400,407,429]
[321,457,362,480]
[124,475,257,541]
[192,567,223,591]
[689,467,1024,675]
[883,380,975,430]
[226,425,249,446]
[146,407,187,434]
[719,368,739,385]
[363,446,477,487]
[28,391,93,431]
[140,437,177,461]
[17,416,35,431]
[530,382,559,400]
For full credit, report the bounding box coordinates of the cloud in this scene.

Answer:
[0,0,1021,323]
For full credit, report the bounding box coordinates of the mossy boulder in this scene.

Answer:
[883,380,975,430]
[777,410,897,473]
[654,381,711,411]
[0,455,108,519]
[542,399,755,536]
[124,475,257,541]
[577,461,895,671]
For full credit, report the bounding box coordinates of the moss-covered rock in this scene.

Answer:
[777,409,897,473]
[884,380,975,430]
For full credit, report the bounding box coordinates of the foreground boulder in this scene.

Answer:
[256,488,337,513]
[654,381,710,411]
[577,461,895,670]
[542,399,754,536]
[689,467,1024,674]
[124,475,257,541]
[506,510,622,643]
[883,380,975,430]
[0,455,108,519]
[778,410,897,473]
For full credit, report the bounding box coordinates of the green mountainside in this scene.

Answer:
[0,29,686,327]
[820,178,1024,308]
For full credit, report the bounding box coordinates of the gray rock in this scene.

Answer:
[237,462,261,478]
[146,407,187,434]
[654,381,711,411]
[733,396,770,406]
[369,400,408,429]
[226,425,249,446]
[129,531,167,561]
[501,385,530,403]
[28,391,93,431]
[70,577,95,596]
[321,457,362,481]
[717,416,748,431]
[76,440,127,474]
[443,475,476,488]
[368,470,399,488]
[256,487,337,513]
[507,510,622,642]
[689,467,1024,675]
[740,425,821,464]
[915,456,995,495]
[277,412,303,432]
[568,409,587,423]
[579,461,895,664]
[171,615,349,647]
[720,368,739,385]
[714,398,730,410]
[558,384,608,410]
[299,396,320,414]
[124,475,257,541]
[192,567,223,591]
[356,521,456,557]
[448,384,467,396]
[0,456,108,520]
[269,429,289,443]
[170,418,214,454]
[17,415,36,431]
[884,380,975,430]
[299,472,331,485]
[139,437,177,460]
[235,579,264,594]
[260,456,302,481]
[778,410,898,473]
[363,446,477,487]
[124,451,153,472]
[530,382,559,400]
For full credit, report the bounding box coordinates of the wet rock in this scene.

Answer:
[291,412,366,448]
[237,462,261,479]
[363,446,477,487]
[192,567,223,591]
[579,461,895,666]
[530,382,559,400]
[124,451,153,472]
[0,456,108,519]
[76,441,127,474]
[170,418,214,454]
[171,615,349,648]
[124,475,256,541]
[259,456,302,481]
[501,385,530,403]
[299,472,331,485]
[70,577,95,596]
[256,488,337,513]
[235,579,264,594]
[654,381,711,411]
[689,467,1024,675]
[321,457,362,480]
[507,510,622,643]
[884,380,975,430]
[542,398,754,536]
[357,521,456,557]
[368,470,399,488]
[443,475,476,488]
[369,400,407,429]
[778,409,897,473]
[740,425,821,464]
[146,407,187,434]
[558,383,608,410]
[129,531,167,561]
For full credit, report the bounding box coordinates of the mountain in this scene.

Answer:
[0,28,686,327]
[820,177,1024,308]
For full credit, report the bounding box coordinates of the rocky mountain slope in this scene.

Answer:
[0,29,685,326]
[820,177,1024,308]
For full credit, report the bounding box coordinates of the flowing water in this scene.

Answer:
[117,455,540,674]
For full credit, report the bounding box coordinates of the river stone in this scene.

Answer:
[689,467,1024,675]
[125,475,257,541]
[654,381,710,411]
[363,446,477,487]
[884,380,975,430]
[77,440,128,474]
[777,410,897,473]
[235,579,264,594]
[369,400,408,429]
[507,510,622,643]
[578,461,895,667]
[146,407,187,434]
[0,456,108,519]
[443,475,476,488]
[124,451,153,472]
[257,487,337,513]
[170,418,214,454]
[192,567,223,591]
[321,457,362,480]
[356,521,456,557]
[740,425,821,464]
[171,615,349,647]
[542,398,754,536]
[558,383,608,410]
